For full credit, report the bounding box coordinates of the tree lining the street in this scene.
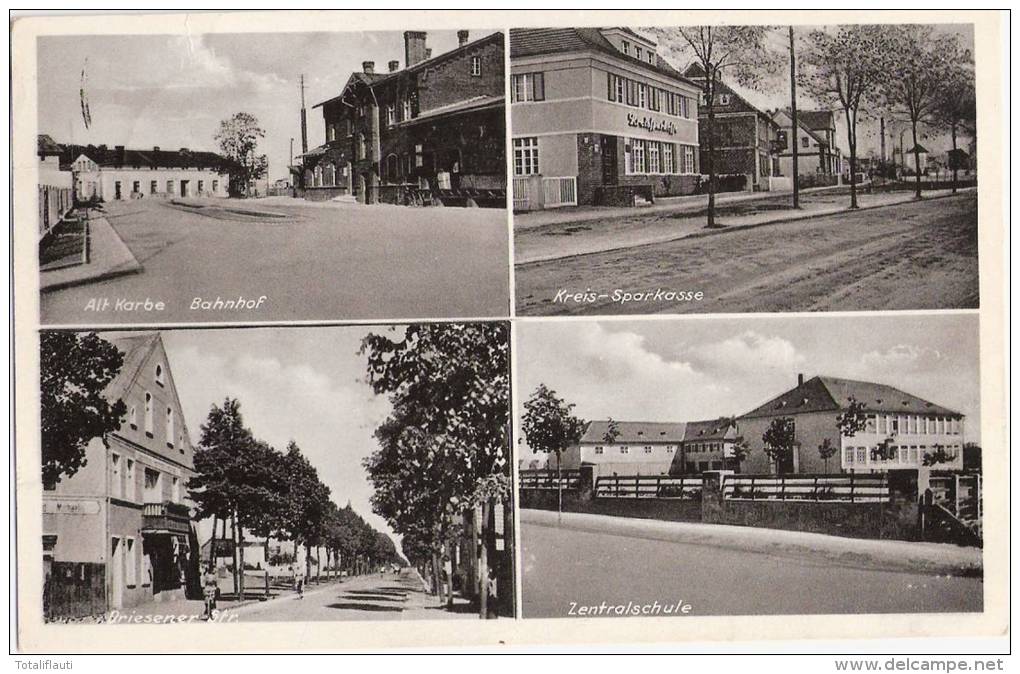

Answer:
[214,111,269,197]
[653,25,781,228]
[933,58,977,193]
[40,331,127,486]
[361,322,512,619]
[521,384,586,520]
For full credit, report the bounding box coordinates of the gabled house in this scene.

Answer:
[737,374,964,475]
[683,64,781,192]
[38,134,73,238]
[771,109,845,179]
[43,333,200,618]
[673,418,739,474]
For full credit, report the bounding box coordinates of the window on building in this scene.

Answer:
[637,83,647,109]
[666,446,674,453]
[126,459,135,501]
[620,446,629,454]
[632,139,646,173]
[154,364,164,386]
[856,447,867,464]
[594,446,604,455]
[622,40,630,55]
[471,56,481,76]
[327,125,336,142]
[198,180,204,193]
[386,105,396,127]
[129,405,137,429]
[663,144,675,173]
[144,391,153,436]
[511,72,545,103]
[648,87,659,111]
[644,446,652,453]
[144,468,161,503]
[845,447,854,464]
[171,476,180,503]
[166,407,174,448]
[150,180,157,195]
[718,94,731,106]
[801,136,810,148]
[512,137,540,176]
[635,46,643,61]
[607,74,626,103]
[212,180,218,193]
[111,453,122,498]
[314,165,323,187]
[132,181,140,194]
[166,181,174,195]
[126,538,137,587]
[648,52,655,64]
[648,142,661,173]
[683,145,696,174]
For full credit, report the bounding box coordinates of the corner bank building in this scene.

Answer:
[510,27,702,210]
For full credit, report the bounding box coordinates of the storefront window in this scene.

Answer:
[683,145,696,174]
[513,137,539,175]
[632,139,646,174]
[648,142,660,173]
[663,144,675,174]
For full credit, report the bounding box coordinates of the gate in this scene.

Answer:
[44,561,106,621]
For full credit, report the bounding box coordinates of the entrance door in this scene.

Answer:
[110,537,123,609]
[180,180,190,198]
[600,135,618,186]
[114,181,122,200]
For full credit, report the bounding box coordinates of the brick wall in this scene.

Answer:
[417,36,505,112]
[576,133,601,206]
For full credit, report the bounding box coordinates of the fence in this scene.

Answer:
[594,474,702,499]
[518,469,581,490]
[541,177,578,208]
[44,561,106,621]
[723,473,889,503]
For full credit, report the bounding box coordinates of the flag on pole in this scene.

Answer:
[79,58,92,129]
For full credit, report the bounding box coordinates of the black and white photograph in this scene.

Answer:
[40,322,514,623]
[510,24,979,316]
[516,313,982,618]
[37,29,510,324]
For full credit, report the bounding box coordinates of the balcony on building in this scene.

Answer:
[141,501,192,535]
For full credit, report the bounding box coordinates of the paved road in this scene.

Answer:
[41,199,509,324]
[232,569,473,622]
[515,193,978,315]
[520,520,983,618]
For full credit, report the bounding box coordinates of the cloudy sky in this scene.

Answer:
[515,313,981,446]
[38,30,468,182]
[156,325,399,543]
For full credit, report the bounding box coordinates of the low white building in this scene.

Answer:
[558,420,686,476]
[66,144,231,201]
[38,135,73,238]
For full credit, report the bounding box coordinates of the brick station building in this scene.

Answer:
[509,27,702,210]
[302,30,506,207]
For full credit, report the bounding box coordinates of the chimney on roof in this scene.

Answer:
[388,59,400,73]
[153,146,160,153]
[115,145,125,163]
[457,30,469,47]
[179,147,189,154]
[797,373,805,386]
[362,60,375,75]
[404,31,428,67]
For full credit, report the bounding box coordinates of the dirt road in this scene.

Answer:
[515,193,979,315]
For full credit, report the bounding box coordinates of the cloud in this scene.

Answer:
[682,330,805,375]
[859,344,943,375]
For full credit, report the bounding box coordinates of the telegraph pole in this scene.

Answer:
[789,26,800,209]
[300,75,308,155]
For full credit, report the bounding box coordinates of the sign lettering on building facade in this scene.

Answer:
[626,113,678,136]
[42,498,101,515]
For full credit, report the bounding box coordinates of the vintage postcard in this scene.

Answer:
[10,8,1008,657]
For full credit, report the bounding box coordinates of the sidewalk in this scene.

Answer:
[40,214,141,292]
[522,508,982,578]
[515,187,975,265]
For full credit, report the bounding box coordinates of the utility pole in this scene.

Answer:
[300,75,308,155]
[789,26,800,209]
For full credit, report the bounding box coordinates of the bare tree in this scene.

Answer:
[933,61,977,193]
[799,25,887,209]
[654,26,779,227]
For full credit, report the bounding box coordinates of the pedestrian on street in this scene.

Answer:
[202,568,219,621]
[292,564,305,599]
[486,566,499,620]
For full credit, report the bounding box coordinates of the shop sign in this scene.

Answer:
[626,113,678,136]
